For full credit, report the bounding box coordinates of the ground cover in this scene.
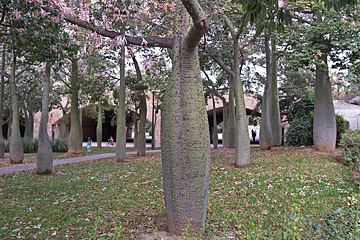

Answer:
[0,148,358,239]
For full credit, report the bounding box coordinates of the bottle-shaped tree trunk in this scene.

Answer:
[313,55,336,152]
[161,1,210,235]
[232,40,250,168]
[260,34,281,150]
[37,63,53,174]
[67,58,83,154]
[116,42,126,161]
[222,101,228,147]
[9,53,23,163]
[96,101,103,149]
[137,93,146,156]
[212,95,218,149]
[0,48,5,158]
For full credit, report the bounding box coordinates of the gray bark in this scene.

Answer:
[224,82,236,148]
[222,101,228,147]
[313,55,336,152]
[9,53,24,163]
[137,94,146,156]
[0,48,5,158]
[161,0,210,235]
[37,63,53,174]
[96,101,103,149]
[133,110,138,148]
[60,110,67,139]
[212,95,218,149]
[260,34,281,150]
[24,97,34,139]
[67,58,83,154]
[115,42,126,161]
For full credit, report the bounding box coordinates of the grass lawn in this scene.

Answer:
[0,147,358,239]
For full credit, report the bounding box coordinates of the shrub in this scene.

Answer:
[336,114,346,146]
[285,118,312,146]
[340,130,360,170]
[4,138,38,153]
[5,138,68,153]
[51,138,68,152]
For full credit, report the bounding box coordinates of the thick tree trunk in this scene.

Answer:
[137,93,146,156]
[232,40,250,168]
[37,63,53,174]
[313,57,336,152]
[67,58,83,154]
[224,82,236,148]
[0,49,5,158]
[161,1,210,235]
[9,53,23,163]
[212,95,218,149]
[97,101,103,149]
[115,42,126,161]
[260,34,281,150]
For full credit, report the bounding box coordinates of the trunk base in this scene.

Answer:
[236,163,250,168]
[10,159,23,164]
[37,169,52,175]
[315,144,335,152]
[260,144,271,150]
[167,219,205,237]
[137,153,145,157]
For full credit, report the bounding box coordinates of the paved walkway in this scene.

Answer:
[0,150,161,176]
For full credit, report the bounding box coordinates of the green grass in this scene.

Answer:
[0,148,358,239]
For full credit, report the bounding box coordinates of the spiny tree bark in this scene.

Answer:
[67,58,83,154]
[161,0,210,235]
[260,34,282,150]
[0,48,5,158]
[96,101,103,149]
[314,55,336,152]
[9,53,23,163]
[37,62,53,174]
[115,42,126,161]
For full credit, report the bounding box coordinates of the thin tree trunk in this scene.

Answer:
[115,41,126,161]
[60,110,67,139]
[313,55,336,152]
[97,101,103,149]
[212,95,218,149]
[260,34,273,150]
[161,1,210,235]
[67,58,83,154]
[37,62,53,174]
[0,48,5,158]
[133,109,138,148]
[222,101,228,147]
[24,97,34,139]
[137,93,146,156]
[224,82,236,148]
[9,53,23,163]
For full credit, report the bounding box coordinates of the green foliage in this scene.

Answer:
[310,194,360,238]
[336,114,346,146]
[5,138,67,153]
[285,118,312,146]
[340,130,360,169]
[51,138,68,153]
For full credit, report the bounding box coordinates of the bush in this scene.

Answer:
[340,130,360,170]
[51,138,68,152]
[5,138,38,153]
[5,138,68,153]
[336,114,346,146]
[285,118,312,146]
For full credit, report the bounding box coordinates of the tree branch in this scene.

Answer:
[43,6,174,49]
